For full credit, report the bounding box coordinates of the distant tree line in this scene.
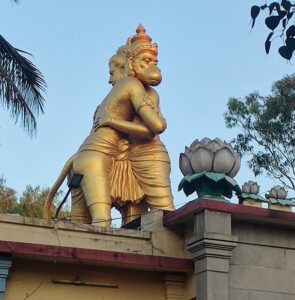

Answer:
[0,177,68,218]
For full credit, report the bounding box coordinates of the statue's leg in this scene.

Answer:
[123,201,148,225]
[133,160,175,211]
[71,186,92,224]
[69,168,92,224]
[146,194,174,211]
[73,151,114,227]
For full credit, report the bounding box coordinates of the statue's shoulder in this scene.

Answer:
[114,77,145,93]
[146,86,159,103]
[146,86,158,95]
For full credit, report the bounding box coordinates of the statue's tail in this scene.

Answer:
[43,153,77,219]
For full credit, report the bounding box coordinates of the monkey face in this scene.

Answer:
[131,52,162,86]
[108,62,124,85]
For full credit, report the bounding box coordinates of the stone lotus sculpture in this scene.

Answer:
[268,185,288,200]
[265,185,295,211]
[242,181,259,194]
[178,138,241,201]
[179,137,241,177]
[239,181,267,206]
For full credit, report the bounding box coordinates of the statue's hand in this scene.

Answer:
[94,116,113,131]
[118,139,131,152]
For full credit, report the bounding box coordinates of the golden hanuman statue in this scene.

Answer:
[44,25,174,227]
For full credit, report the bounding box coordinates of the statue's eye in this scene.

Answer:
[144,58,151,63]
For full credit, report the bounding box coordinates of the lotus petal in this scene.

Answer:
[213,147,236,174]
[277,187,287,199]
[269,187,278,199]
[251,182,260,194]
[207,139,223,152]
[228,153,241,177]
[213,137,224,145]
[199,137,211,146]
[190,147,213,173]
[242,182,251,194]
[184,146,192,158]
[224,141,235,153]
[179,153,193,176]
[189,139,201,152]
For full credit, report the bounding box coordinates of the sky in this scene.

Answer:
[0,1,294,220]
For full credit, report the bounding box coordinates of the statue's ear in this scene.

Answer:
[124,58,135,77]
[128,58,133,71]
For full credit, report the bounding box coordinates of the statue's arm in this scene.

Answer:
[130,84,167,134]
[100,119,154,139]
[93,103,154,139]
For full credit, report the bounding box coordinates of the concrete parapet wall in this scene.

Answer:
[0,214,151,255]
[164,199,295,300]
[230,221,295,299]
[0,213,194,299]
[0,213,191,260]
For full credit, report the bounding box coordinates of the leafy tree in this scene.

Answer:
[224,74,295,191]
[18,185,67,218]
[251,1,295,59]
[1,0,46,135]
[0,178,67,218]
[18,185,50,218]
[0,177,18,214]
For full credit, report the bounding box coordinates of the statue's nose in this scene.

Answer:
[151,71,162,81]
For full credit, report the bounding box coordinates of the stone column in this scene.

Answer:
[0,255,12,300]
[164,274,186,300]
[186,210,237,300]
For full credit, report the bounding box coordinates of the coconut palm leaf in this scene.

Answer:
[0,34,46,135]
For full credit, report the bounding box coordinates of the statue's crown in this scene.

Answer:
[128,24,158,58]
[131,24,152,44]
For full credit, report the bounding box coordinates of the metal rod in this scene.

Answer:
[52,279,118,288]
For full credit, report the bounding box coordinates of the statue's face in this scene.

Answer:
[131,51,162,86]
[108,62,124,85]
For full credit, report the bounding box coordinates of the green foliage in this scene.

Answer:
[18,185,51,218]
[0,177,67,218]
[224,74,295,191]
[251,1,295,60]
[0,178,18,214]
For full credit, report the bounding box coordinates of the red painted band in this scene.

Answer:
[164,198,295,226]
[0,240,193,272]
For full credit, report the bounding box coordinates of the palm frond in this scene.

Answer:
[0,64,37,133]
[0,34,46,135]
